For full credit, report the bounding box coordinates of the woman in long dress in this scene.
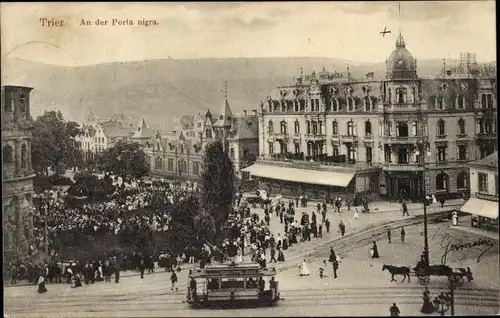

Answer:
[37,275,47,293]
[420,288,434,314]
[371,241,380,259]
[299,259,311,276]
[277,248,285,262]
[328,247,337,263]
[354,208,360,220]
[235,247,244,264]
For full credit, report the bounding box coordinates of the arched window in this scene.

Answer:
[294,121,300,134]
[457,95,465,109]
[364,96,371,111]
[365,121,372,136]
[21,144,27,167]
[436,172,449,191]
[331,99,338,112]
[347,121,355,136]
[3,145,13,163]
[396,87,407,104]
[436,96,444,109]
[280,120,287,134]
[332,121,338,135]
[437,119,446,136]
[268,120,274,133]
[348,98,355,111]
[458,118,465,135]
[457,171,468,189]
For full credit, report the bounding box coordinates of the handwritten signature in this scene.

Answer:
[440,233,495,264]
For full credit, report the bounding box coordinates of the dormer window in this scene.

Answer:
[364,96,372,111]
[436,96,444,110]
[396,87,407,104]
[457,95,465,109]
[331,98,338,112]
[347,98,355,111]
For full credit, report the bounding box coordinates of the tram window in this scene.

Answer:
[207,278,220,290]
[221,278,245,289]
[246,277,258,289]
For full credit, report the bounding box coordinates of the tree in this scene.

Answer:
[198,140,236,244]
[96,141,149,180]
[31,110,83,176]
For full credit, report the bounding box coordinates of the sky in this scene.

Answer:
[0,1,496,66]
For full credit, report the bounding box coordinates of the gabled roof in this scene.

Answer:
[470,152,498,170]
[133,118,153,139]
[229,116,259,140]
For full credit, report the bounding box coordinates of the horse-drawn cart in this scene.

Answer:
[412,264,469,286]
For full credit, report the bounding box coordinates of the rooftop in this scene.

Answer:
[470,152,498,170]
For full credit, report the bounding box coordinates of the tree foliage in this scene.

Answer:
[31,110,84,175]
[96,141,149,180]
[68,170,113,198]
[199,140,235,244]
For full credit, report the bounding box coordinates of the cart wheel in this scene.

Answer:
[419,275,430,285]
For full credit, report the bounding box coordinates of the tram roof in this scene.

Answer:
[188,262,277,279]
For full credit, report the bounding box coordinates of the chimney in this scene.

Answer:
[366,72,374,80]
[243,110,247,116]
[252,109,257,116]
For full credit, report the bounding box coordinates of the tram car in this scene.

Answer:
[186,262,280,307]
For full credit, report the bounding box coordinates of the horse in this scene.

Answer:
[382,264,411,283]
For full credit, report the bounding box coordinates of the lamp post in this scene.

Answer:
[417,105,430,266]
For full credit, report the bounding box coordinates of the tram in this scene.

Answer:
[186,262,280,307]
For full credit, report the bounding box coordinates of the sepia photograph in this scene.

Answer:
[1,1,498,317]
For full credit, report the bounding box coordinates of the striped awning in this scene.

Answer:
[241,164,354,187]
[460,198,499,219]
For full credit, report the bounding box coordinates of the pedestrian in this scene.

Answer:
[170,271,178,291]
[371,241,380,259]
[332,258,339,279]
[269,246,277,263]
[354,208,359,220]
[318,224,323,238]
[390,303,400,317]
[37,275,48,294]
[319,267,324,279]
[328,247,337,263]
[299,259,311,276]
[339,220,345,237]
[439,197,446,208]
[347,200,351,211]
[401,227,406,243]
[325,219,330,233]
[387,228,392,243]
[420,288,434,314]
[139,260,146,279]
[402,202,409,216]
[466,267,474,282]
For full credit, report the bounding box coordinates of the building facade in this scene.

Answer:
[460,152,498,230]
[144,97,259,180]
[245,33,497,200]
[2,85,36,257]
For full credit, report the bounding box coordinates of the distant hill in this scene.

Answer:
[2,56,488,129]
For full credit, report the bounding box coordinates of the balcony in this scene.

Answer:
[475,132,497,140]
[456,133,468,139]
[305,133,326,141]
[382,136,419,144]
[384,103,420,112]
[382,162,423,172]
[436,134,447,140]
[341,134,359,143]
[292,133,301,140]
[475,192,499,202]
[259,154,380,171]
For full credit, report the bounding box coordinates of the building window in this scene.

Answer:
[481,93,493,108]
[437,119,446,136]
[3,145,13,163]
[332,146,339,156]
[366,147,372,164]
[478,118,485,134]
[230,148,235,159]
[458,145,467,161]
[19,94,27,112]
[268,121,274,133]
[155,157,163,169]
[268,142,274,154]
[306,121,311,134]
[485,119,494,134]
[316,99,320,111]
[457,171,468,189]
[294,100,299,112]
[478,172,488,193]
[347,146,356,161]
[280,121,287,134]
[294,121,300,134]
[364,97,371,111]
[332,121,338,135]
[411,121,418,136]
[347,98,355,111]
[243,148,249,159]
[312,121,318,134]
[347,121,354,136]
[167,158,174,171]
[387,121,393,136]
[21,144,27,167]
[331,99,338,112]
[437,146,446,162]
[280,142,287,154]
[436,96,444,109]
[193,161,200,175]
[396,87,407,104]
[396,122,409,137]
[384,145,392,163]
[365,121,372,136]
[436,172,449,191]
[294,143,300,154]
[397,148,409,164]
[458,118,465,135]
[457,95,465,109]
[388,88,392,103]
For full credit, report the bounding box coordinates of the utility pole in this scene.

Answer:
[418,104,430,266]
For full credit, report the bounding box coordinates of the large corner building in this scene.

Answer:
[244,33,497,201]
